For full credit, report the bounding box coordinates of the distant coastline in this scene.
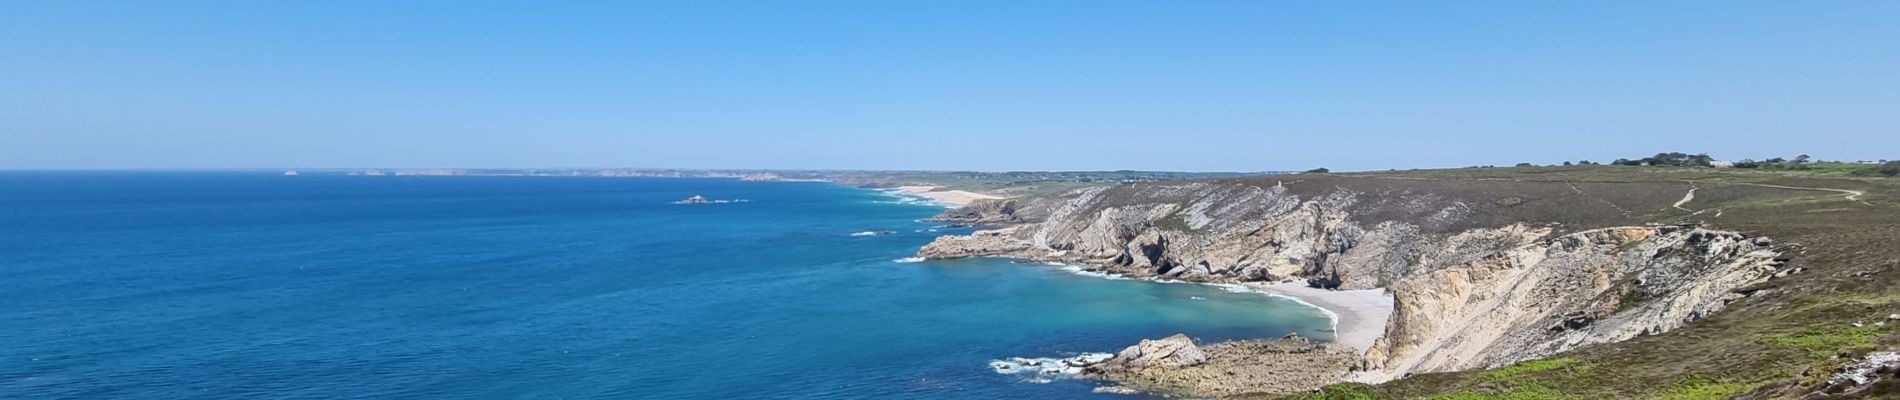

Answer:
[894,185,1004,207]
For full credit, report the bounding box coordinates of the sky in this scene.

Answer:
[2,1,1896,172]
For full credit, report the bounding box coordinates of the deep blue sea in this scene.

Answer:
[0,172,1331,399]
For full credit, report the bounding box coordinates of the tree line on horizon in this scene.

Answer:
[1305,152,1897,176]
[1459,152,1900,177]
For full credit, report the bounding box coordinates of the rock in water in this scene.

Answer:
[1110,334,1206,369]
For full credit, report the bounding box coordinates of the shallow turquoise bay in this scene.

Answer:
[0,172,1332,399]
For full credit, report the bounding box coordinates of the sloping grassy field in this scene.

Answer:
[1249,166,1900,399]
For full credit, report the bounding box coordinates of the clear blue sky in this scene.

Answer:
[3,1,1896,171]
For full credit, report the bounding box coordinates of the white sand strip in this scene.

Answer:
[1244,280,1394,352]
[896,185,1004,207]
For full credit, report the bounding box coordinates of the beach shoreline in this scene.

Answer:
[895,185,1004,207]
[1039,261,1392,352]
[1242,280,1393,352]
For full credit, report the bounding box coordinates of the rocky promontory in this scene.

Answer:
[1083,333,1360,397]
[916,176,1793,396]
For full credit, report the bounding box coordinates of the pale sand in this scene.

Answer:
[895,185,1004,207]
[1243,280,1395,352]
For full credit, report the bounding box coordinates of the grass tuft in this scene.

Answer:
[1762,324,1887,357]
[1648,378,1753,400]
[1435,383,1565,400]
[1482,358,1582,381]
[1288,383,1382,400]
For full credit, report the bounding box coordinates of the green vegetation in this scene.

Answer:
[1611,152,1714,167]
[1808,292,1900,309]
[1242,164,1900,399]
[1615,276,1651,312]
[1582,152,1897,178]
[1650,378,1754,400]
[1494,197,1523,208]
[1435,384,1563,400]
[1288,383,1380,400]
[1481,358,1583,381]
[1762,324,1888,357]
[1155,212,1193,231]
[824,169,1261,196]
[1616,237,1649,253]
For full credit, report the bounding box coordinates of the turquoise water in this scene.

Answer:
[0,172,1332,399]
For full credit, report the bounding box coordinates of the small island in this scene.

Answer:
[673,195,748,205]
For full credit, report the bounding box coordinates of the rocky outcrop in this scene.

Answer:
[918,179,1789,387]
[1808,351,1900,398]
[927,198,1031,227]
[1086,334,1361,397]
[1360,226,1782,378]
[1103,334,1207,369]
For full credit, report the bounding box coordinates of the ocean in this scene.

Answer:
[0,172,1332,399]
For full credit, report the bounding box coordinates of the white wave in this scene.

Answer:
[892,257,925,263]
[1048,263,1135,280]
[848,230,896,237]
[1206,282,1342,333]
[988,353,1114,382]
[870,188,954,208]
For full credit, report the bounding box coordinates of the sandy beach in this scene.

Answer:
[896,185,1004,207]
[1244,280,1394,352]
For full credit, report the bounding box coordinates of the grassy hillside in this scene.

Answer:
[1251,166,1900,399]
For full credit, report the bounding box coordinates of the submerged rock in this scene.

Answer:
[988,353,1114,380]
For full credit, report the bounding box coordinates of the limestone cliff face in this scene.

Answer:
[1360,226,1780,379]
[917,180,1785,380]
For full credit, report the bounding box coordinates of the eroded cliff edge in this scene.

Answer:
[916,178,1789,395]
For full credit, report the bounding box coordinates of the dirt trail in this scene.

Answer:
[1569,183,1634,218]
[1739,183,1872,206]
[1672,186,1698,211]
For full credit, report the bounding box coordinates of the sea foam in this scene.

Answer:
[988,353,1114,383]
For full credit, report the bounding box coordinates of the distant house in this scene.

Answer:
[1710,161,1735,168]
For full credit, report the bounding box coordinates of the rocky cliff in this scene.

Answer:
[916,178,1788,385]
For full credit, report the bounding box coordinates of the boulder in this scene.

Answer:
[1110,334,1207,369]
